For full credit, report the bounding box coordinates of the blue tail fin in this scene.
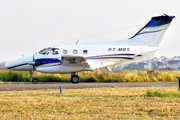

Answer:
[129,14,175,47]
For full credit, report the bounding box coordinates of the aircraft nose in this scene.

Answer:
[4,62,11,69]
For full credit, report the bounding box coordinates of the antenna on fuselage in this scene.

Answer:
[76,40,80,45]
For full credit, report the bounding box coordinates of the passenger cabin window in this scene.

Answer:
[39,48,50,55]
[63,50,68,54]
[50,48,59,55]
[73,50,78,54]
[83,50,88,54]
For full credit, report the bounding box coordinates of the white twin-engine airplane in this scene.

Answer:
[5,14,175,84]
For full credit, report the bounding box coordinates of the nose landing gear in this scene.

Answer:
[29,70,38,84]
[32,78,38,84]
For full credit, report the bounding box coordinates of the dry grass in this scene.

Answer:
[1,70,180,82]
[0,86,180,119]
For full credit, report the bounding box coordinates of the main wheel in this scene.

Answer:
[71,75,80,84]
[32,78,38,84]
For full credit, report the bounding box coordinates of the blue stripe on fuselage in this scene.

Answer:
[35,58,61,67]
[6,58,61,69]
[86,57,134,60]
[85,53,140,60]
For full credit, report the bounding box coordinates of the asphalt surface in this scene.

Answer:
[0,81,178,91]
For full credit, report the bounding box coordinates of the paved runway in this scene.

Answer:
[0,81,178,91]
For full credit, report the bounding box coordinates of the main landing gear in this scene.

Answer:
[71,72,80,84]
[29,70,38,84]
[29,71,79,84]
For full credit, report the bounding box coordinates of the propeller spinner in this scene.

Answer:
[28,53,36,71]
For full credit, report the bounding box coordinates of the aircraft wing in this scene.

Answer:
[61,55,93,71]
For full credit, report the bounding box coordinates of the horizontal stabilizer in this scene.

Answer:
[106,66,112,72]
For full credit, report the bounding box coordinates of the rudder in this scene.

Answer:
[129,14,175,47]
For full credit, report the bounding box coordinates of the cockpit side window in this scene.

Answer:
[39,48,50,55]
[50,48,59,55]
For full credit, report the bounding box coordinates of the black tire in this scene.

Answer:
[71,75,80,84]
[32,79,38,84]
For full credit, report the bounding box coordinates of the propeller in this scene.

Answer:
[33,52,36,72]
[28,51,36,72]
[27,50,38,82]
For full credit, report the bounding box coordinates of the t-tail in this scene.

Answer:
[113,14,175,63]
[119,14,175,47]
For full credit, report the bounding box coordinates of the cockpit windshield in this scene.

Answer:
[39,47,59,55]
[39,48,50,55]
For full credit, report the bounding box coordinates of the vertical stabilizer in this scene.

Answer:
[129,14,175,47]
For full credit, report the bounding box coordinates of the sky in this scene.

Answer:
[0,0,180,61]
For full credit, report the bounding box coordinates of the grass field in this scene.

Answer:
[0,70,180,82]
[0,86,180,119]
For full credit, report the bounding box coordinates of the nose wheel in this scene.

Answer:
[71,73,80,84]
[32,78,38,84]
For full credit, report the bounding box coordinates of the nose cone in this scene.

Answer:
[4,61,18,70]
[4,56,35,71]
[4,62,12,69]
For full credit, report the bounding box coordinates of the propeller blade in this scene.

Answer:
[32,50,36,71]
[33,51,35,61]
[33,65,36,71]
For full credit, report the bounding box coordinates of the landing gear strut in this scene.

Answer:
[71,73,80,84]
[29,70,38,84]
[29,70,33,81]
